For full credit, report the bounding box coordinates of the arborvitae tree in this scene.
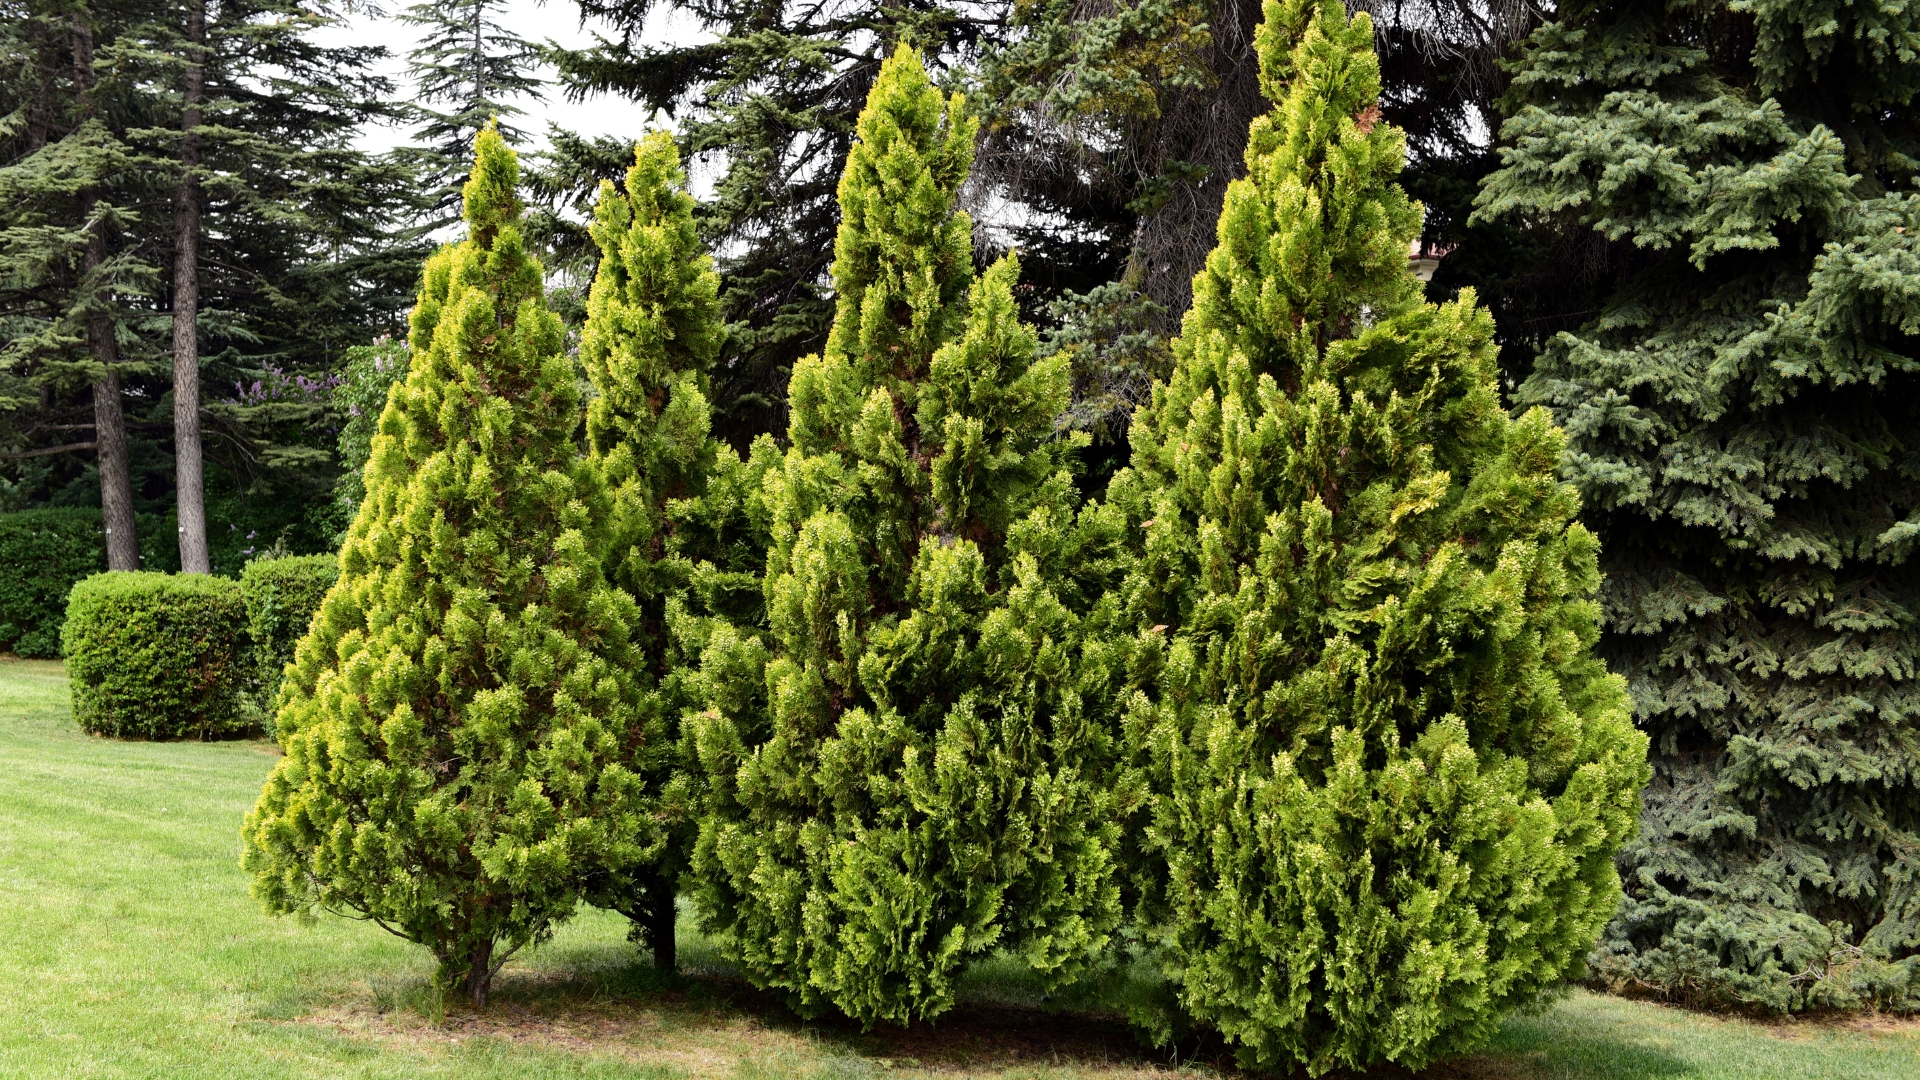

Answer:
[1109,0,1649,1071]
[686,45,1129,1025]
[574,131,772,971]
[1477,0,1920,1011]
[242,128,645,1007]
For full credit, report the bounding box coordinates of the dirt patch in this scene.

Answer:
[291,971,1206,1079]
[1752,1009,1920,1041]
[286,969,1555,1079]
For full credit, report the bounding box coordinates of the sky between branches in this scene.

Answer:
[311,0,704,156]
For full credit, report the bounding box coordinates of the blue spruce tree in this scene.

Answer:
[1479,0,1920,1011]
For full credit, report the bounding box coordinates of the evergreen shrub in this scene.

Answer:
[238,553,338,712]
[686,45,1130,1026]
[574,131,770,969]
[1478,0,1920,1013]
[62,570,250,739]
[242,127,647,1006]
[0,507,105,657]
[1110,0,1651,1071]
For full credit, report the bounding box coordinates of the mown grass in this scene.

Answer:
[1,655,1915,1079]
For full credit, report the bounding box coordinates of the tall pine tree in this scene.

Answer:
[400,0,543,231]
[1,0,417,568]
[243,128,644,1006]
[574,130,771,970]
[1110,0,1647,1070]
[685,45,1130,1025]
[1477,0,1920,1010]
[0,0,161,564]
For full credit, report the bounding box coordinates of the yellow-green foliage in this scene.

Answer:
[575,132,771,963]
[241,128,646,1005]
[1108,0,1651,1072]
[686,46,1131,1026]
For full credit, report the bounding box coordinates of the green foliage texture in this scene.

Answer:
[241,128,647,1003]
[238,552,338,712]
[686,46,1131,1026]
[1477,0,1920,1012]
[62,569,249,739]
[0,507,105,657]
[1107,1,1650,1071]
[574,131,769,955]
[331,337,411,527]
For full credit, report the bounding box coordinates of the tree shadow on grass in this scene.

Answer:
[474,958,1218,1076]
[296,941,1697,1080]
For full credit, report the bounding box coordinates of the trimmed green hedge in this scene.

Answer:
[63,571,250,739]
[239,553,337,712]
[0,508,106,657]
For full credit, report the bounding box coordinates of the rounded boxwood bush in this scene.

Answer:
[63,571,250,739]
[239,553,337,712]
[0,507,106,658]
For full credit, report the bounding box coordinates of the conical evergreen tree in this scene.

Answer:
[1109,0,1649,1071]
[575,131,771,971]
[242,127,645,1007]
[1476,0,1920,1011]
[686,45,1130,1026]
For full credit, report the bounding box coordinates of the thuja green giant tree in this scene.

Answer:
[242,128,646,1006]
[1476,0,1920,1012]
[575,131,771,970]
[685,45,1130,1026]
[1109,0,1650,1071]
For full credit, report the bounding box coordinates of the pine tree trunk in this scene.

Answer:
[72,14,139,571]
[25,17,52,153]
[87,272,139,572]
[460,938,493,1007]
[171,0,210,575]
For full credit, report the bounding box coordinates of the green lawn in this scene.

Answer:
[1,656,1915,1079]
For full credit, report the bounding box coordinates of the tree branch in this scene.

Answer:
[0,441,97,459]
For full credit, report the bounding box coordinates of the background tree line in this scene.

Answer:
[4,0,1917,1020]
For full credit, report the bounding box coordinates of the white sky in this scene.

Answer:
[312,0,705,155]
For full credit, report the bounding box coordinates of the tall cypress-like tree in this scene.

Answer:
[686,45,1129,1025]
[575,131,771,970]
[549,7,984,448]
[1477,0,1920,1010]
[243,128,644,1006]
[1110,0,1648,1071]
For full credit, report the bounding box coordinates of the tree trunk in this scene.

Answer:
[460,938,494,1007]
[72,14,139,571]
[25,16,52,153]
[88,305,139,571]
[171,0,210,574]
[643,883,676,974]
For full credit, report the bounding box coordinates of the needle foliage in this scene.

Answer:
[1478,0,1920,1012]
[1109,1,1650,1071]
[241,128,645,1007]
[575,131,772,969]
[684,45,1131,1027]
